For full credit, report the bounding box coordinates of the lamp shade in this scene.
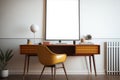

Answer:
[30,24,39,33]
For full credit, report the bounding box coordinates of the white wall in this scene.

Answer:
[0,0,43,38]
[0,0,120,75]
[80,0,120,38]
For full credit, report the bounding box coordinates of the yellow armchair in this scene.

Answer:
[37,45,68,80]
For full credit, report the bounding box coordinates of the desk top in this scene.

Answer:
[20,44,99,46]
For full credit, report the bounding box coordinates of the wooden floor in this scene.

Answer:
[1,75,120,80]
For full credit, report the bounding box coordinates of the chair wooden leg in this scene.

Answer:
[39,64,68,80]
[51,66,55,80]
[62,63,69,80]
[54,66,56,80]
[51,67,54,79]
[39,66,45,80]
[51,65,56,80]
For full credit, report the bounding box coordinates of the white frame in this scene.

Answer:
[45,0,80,40]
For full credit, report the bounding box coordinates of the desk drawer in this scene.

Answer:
[76,45,100,55]
[20,45,38,55]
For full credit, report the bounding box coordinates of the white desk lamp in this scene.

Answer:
[30,24,39,44]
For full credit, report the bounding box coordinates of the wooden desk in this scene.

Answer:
[20,44,100,79]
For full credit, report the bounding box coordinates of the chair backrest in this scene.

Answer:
[37,45,55,65]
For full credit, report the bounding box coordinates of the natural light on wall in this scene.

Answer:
[46,0,80,40]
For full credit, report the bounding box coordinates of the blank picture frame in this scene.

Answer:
[45,0,80,40]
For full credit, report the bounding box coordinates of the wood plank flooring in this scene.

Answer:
[1,75,120,80]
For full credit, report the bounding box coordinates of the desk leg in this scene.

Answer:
[89,56,92,73]
[85,56,89,73]
[92,55,97,76]
[23,55,27,80]
[27,56,30,73]
[23,55,30,80]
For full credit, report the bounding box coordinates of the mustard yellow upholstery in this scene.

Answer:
[37,45,67,66]
[37,45,68,80]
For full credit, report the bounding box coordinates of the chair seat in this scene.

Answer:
[43,54,66,66]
